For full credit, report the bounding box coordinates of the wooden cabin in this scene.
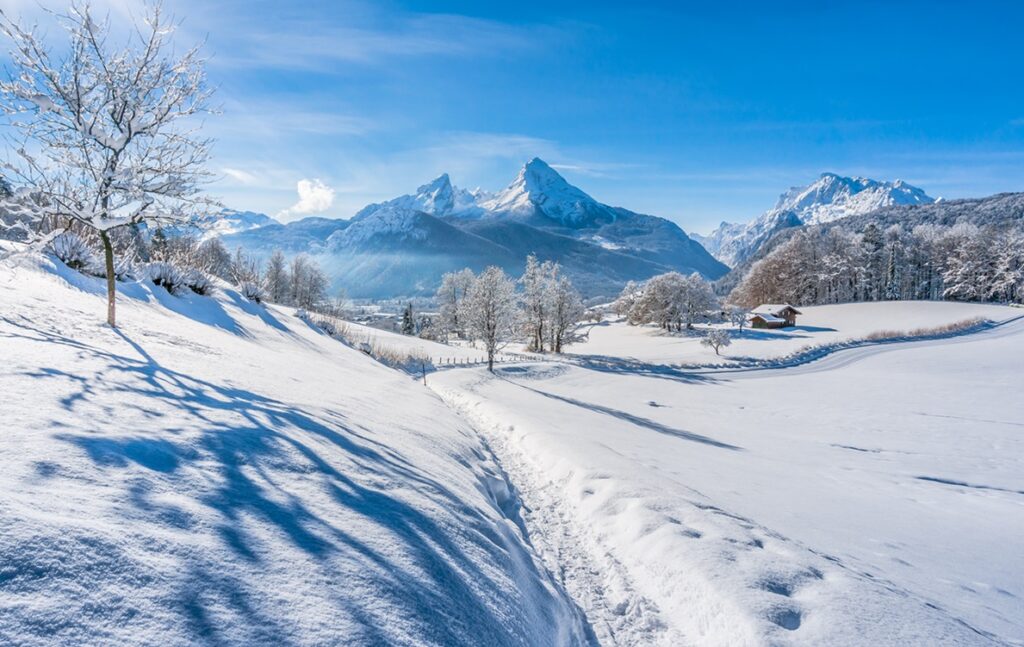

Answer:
[750,304,801,329]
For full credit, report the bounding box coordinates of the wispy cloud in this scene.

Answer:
[206,11,556,72]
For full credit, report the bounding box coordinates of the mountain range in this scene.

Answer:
[222,158,727,299]
[693,173,936,267]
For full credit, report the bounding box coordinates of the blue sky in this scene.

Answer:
[4,0,1024,233]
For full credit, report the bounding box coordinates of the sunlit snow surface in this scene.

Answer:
[430,312,1024,645]
[2,249,1022,646]
[0,253,587,646]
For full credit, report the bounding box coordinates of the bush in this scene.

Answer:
[145,261,185,295]
[49,231,95,271]
[239,280,265,304]
[181,267,213,295]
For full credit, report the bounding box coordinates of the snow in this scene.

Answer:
[430,317,1024,645]
[0,253,587,646]
[481,158,613,226]
[353,173,485,221]
[563,301,1019,367]
[3,249,1021,646]
[701,173,936,267]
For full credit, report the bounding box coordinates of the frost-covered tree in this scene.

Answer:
[618,272,717,331]
[701,329,731,356]
[436,268,475,341]
[545,274,585,353]
[0,3,215,326]
[288,254,328,309]
[462,266,518,372]
[196,238,233,280]
[264,250,290,304]
[727,306,750,331]
[520,254,556,351]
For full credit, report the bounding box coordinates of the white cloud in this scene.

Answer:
[279,178,335,219]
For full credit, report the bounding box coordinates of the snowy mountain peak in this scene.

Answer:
[353,172,487,221]
[773,173,934,225]
[481,157,612,227]
[701,173,936,267]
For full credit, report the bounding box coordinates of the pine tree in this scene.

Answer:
[401,303,415,335]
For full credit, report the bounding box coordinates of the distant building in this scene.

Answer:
[750,304,801,329]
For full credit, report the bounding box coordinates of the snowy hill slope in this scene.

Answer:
[701,173,935,267]
[0,253,588,646]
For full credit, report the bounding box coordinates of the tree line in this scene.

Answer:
[728,221,1024,308]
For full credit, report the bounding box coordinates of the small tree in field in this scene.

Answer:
[728,306,750,331]
[462,266,518,372]
[701,329,732,356]
[0,3,215,326]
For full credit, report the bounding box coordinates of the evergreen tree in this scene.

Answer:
[401,303,415,335]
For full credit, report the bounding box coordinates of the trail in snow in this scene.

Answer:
[429,317,1024,646]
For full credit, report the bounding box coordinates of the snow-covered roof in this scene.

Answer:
[753,304,802,316]
[750,313,785,323]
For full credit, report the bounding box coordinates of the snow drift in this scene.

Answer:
[0,252,588,646]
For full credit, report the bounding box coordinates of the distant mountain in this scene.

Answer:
[700,173,935,267]
[187,209,279,240]
[714,191,1024,296]
[222,158,727,299]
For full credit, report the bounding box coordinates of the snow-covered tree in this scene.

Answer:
[264,250,290,304]
[624,272,717,331]
[462,266,518,372]
[520,254,556,351]
[701,329,731,356]
[436,268,475,341]
[400,303,415,335]
[288,254,328,309]
[0,3,216,326]
[196,239,233,280]
[727,306,750,331]
[546,274,585,353]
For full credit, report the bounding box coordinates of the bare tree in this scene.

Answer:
[701,329,732,356]
[462,266,518,372]
[0,2,215,326]
[264,250,290,303]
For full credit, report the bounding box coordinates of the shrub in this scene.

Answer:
[239,280,265,304]
[145,261,185,295]
[49,231,95,271]
[181,267,213,295]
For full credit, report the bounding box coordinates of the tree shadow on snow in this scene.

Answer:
[503,378,742,451]
[1,318,580,646]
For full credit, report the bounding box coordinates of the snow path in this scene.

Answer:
[429,318,1024,646]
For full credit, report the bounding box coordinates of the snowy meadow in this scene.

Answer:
[1,1,1023,646]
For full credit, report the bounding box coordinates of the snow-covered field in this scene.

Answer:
[565,301,1020,367]
[2,252,1022,646]
[0,254,587,646]
[430,317,1024,645]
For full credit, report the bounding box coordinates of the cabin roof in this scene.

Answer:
[750,313,785,323]
[753,304,802,316]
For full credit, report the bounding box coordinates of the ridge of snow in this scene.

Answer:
[330,205,431,248]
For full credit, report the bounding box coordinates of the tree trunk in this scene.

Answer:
[100,230,117,327]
